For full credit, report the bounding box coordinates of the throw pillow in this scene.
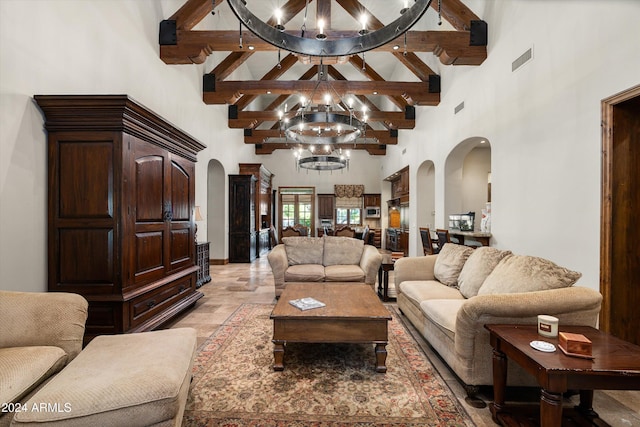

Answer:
[283,237,324,266]
[458,247,512,298]
[433,243,474,288]
[478,254,582,295]
[323,236,364,266]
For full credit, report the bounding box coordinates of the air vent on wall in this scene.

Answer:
[512,47,533,72]
[454,102,465,114]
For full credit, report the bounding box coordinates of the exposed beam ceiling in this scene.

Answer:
[160,0,487,155]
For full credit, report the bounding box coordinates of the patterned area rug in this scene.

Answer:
[184,304,474,426]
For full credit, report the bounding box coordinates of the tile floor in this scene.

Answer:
[167,256,640,426]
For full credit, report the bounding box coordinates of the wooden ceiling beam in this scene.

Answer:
[254,143,388,155]
[432,0,481,31]
[204,80,439,105]
[234,53,299,110]
[246,129,397,144]
[230,110,414,129]
[346,56,407,109]
[168,0,223,31]
[208,52,254,81]
[160,30,486,65]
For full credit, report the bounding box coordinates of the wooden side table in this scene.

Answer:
[485,324,640,427]
[377,262,395,301]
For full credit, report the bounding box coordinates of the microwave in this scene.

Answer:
[365,207,381,218]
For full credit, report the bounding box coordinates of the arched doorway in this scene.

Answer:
[416,160,436,255]
[207,159,226,263]
[444,137,491,240]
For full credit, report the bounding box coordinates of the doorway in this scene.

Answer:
[600,84,640,345]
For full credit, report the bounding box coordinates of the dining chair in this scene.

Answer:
[419,227,436,255]
[282,226,302,238]
[335,226,356,238]
[435,229,450,254]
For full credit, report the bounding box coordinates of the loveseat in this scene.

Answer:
[0,290,197,427]
[394,244,602,396]
[268,236,383,297]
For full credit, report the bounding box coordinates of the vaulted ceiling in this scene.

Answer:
[160,0,487,155]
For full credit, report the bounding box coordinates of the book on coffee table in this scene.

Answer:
[289,297,326,311]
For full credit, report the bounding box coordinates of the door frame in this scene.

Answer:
[599,84,640,333]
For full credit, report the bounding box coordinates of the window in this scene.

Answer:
[279,188,315,233]
[336,208,361,226]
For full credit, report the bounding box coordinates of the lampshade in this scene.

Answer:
[194,206,204,221]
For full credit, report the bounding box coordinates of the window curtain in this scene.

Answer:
[335,185,364,209]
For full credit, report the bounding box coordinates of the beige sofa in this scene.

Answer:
[394,244,602,397]
[0,290,197,427]
[268,236,383,297]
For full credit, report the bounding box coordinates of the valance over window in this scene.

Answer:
[334,185,364,209]
[334,185,364,198]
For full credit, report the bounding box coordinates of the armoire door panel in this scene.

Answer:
[59,141,114,219]
[170,161,190,221]
[135,155,165,221]
[170,228,191,267]
[58,228,114,286]
[134,231,165,279]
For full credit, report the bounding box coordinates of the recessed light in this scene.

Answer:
[248,45,255,50]
[266,90,272,94]
[393,45,400,50]
[373,91,378,95]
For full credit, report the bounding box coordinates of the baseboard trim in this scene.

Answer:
[209,258,228,265]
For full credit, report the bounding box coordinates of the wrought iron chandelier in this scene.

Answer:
[225,0,435,172]
[227,0,433,57]
[276,65,369,172]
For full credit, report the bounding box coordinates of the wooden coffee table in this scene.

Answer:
[271,283,392,372]
[485,324,640,427]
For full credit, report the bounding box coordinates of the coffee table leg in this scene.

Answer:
[273,340,285,371]
[375,343,388,373]
[540,389,563,427]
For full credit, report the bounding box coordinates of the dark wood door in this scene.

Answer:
[601,85,640,345]
[130,139,195,287]
[318,194,334,219]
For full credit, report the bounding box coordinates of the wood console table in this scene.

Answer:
[449,230,492,246]
[485,324,640,427]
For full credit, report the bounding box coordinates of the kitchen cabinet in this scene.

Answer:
[364,193,381,208]
[390,167,410,199]
[318,194,335,219]
[35,95,205,341]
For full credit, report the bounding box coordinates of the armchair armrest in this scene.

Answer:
[455,286,602,357]
[0,291,88,361]
[393,255,438,288]
[267,244,288,292]
[360,245,383,286]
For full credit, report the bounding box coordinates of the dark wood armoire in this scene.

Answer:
[228,174,257,262]
[35,95,206,341]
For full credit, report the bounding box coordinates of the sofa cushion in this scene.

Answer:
[419,299,466,341]
[283,237,324,265]
[322,236,364,266]
[0,346,67,404]
[13,328,196,427]
[285,264,325,282]
[324,265,365,282]
[399,280,465,306]
[433,243,474,288]
[458,247,512,298]
[478,254,582,295]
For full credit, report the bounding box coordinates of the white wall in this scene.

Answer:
[383,0,640,290]
[1,0,639,293]
[0,0,248,291]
